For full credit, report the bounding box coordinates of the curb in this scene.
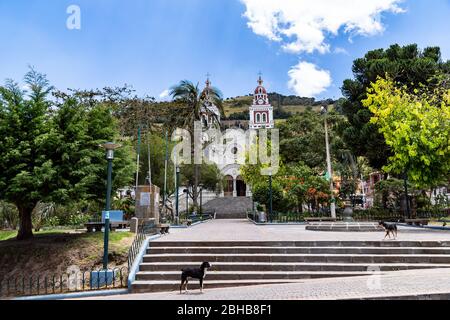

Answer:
[170,219,213,229]
[247,218,307,226]
[13,288,129,301]
[398,223,450,231]
[127,234,161,288]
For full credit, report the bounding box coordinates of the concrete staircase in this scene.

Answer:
[131,240,450,293]
[202,197,252,219]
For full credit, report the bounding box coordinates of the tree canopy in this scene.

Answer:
[340,44,450,170]
[363,77,450,188]
[0,70,134,240]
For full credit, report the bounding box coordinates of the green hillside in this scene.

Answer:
[223,93,336,119]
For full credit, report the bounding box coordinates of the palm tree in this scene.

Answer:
[169,80,223,210]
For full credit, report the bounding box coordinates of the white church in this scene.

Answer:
[198,75,274,201]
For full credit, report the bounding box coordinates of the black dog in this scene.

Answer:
[180,262,211,294]
[379,221,398,240]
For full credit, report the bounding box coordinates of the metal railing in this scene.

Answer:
[127,224,147,269]
[0,267,128,298]
[247,211,305,223]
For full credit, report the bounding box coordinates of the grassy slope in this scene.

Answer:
[223,96,323,117]
[0,230,134,279]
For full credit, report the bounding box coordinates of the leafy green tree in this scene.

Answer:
[180,163,223,200]
[252,181,287,213]
[278,107,343,171]
[283,163,331,213]
[363,77,450,188]
[170,80,223,210]
[0,70,134,240]
[340,44,450,170]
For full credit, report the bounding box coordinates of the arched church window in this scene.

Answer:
[262,113,267,123]
[256,113,261,123]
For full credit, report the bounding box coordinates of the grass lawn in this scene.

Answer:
[0,228,78,241]
[0,230,17,241]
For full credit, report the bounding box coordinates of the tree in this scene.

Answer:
[170,80,223,210]
[0,70,135,240]
[283,163,331,213]
[252,181,287,213]
[0,70,55,240]
[180,163,223,202]
[340,44,450,170]
[278,107,343,171]
[363,77,450,189]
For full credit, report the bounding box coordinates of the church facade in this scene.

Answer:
[200,75,274,198]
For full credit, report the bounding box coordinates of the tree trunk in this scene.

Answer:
[17,204,34,240]
[193,163,199,210]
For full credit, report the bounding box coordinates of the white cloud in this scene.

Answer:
[288,61,332,97]
[241,0,404,54]
[334,47,349,55]
[159,89,170,100]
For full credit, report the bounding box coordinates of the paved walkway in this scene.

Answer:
[77,220,450,300]
[79,268,450,300]
[157,219,450,242]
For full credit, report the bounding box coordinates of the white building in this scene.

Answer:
[200,75,274,199]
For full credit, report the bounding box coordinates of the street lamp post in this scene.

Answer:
[269,174,273,216]
[321,106,336,219]
[175,166,180,225]
[199,184,204,214]
[100,142,121,270]
[183,189,189,214]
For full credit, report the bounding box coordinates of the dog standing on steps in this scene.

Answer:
[379,221,398,240]
[180,262,211,294]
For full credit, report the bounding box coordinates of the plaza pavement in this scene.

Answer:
[156,219,450,242]
[76,219,450,300]
[79,268,450,300]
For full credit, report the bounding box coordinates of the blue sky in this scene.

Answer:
[0,0,449,100]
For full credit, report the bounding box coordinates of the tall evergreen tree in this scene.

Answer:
[0,70,134,240]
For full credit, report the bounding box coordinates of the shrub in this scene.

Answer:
[0,201,19,230]
[252,182,288,213]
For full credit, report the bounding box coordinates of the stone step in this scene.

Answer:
[202,197,253,218]
[150,241,450,248]
[215,213,247,219]
[139,262,450,272]
[135,270,376,281]
[142,253,450,264]
[148,246,450,255]
[131,279,304,293]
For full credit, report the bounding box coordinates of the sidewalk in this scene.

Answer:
[77,268,450,300]
[155,219,450,242]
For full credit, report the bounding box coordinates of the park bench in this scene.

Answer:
[405,219,430,226]
[85,210,130,232]
[305,217,337,223]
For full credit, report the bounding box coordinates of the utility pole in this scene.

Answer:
[162,130,169,217]
[322,106,336,219]
[404,171,411,219]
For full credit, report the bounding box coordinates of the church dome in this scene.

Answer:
[254,76,267,94]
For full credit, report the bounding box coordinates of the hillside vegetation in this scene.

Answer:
[223,93,336,119]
